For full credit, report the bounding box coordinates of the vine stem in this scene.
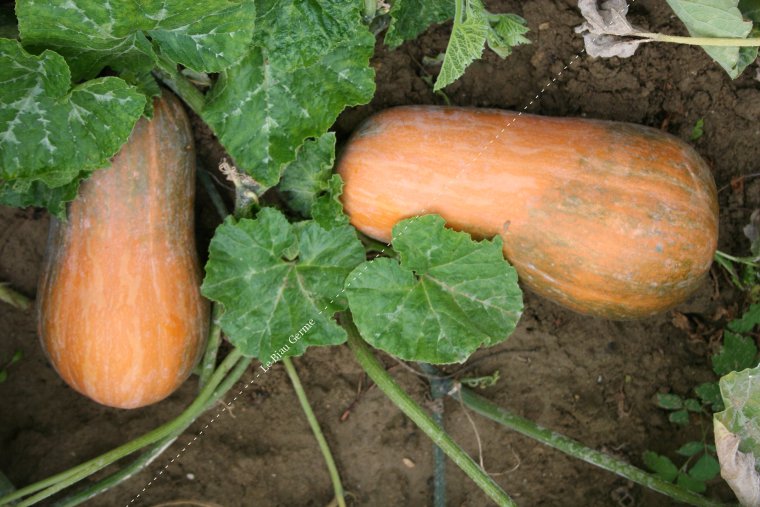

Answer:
[715,250,759,266]
[52,355,251,507]
[447,381,727,507]
[153,53,205,115]
[345,323,515,507]
[419,363,447,507]
[282,357,346,507]
[199,303,224,389]
[639,32,760,47]
[0,348,248,507]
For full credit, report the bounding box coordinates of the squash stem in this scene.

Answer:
[714,250,759,266]
[345,321,516,507]
[419,363,447,507]
[444,379,727,507]
[53,354,251,507]
[0,348,248,506]
[153,54,206,116]
[198,169,231,221]
[0,282,32,311]
[639,32,760,47]
[199,303,224,389]
[283,357,346,507]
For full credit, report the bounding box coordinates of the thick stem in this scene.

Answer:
[0,349,246,507]
[640,32,760,47]
[714,250,759,266]
[345,323,515,507]
[282,357,346,507]
[198,169,231,222]
[419,363,447,507]
[0,282,32,310]
[451,383,727,507]
[199,303,224,389]
[53,354,251,507]
[153,54,206,115]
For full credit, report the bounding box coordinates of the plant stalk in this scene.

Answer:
[345,322,515,507]
[198,169,231,222]
[199,303,224,389]
[0,282,32,310]
[153,54,206,115]
[640,32,760,47]
[283,357,346,507]
[419,363,447,507]
[450,382,727,507]
[0,349,247,507]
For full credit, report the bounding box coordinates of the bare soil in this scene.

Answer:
[2,0,759,505]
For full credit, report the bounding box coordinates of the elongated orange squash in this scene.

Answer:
[37,91,209,408]
[338,106,718,319]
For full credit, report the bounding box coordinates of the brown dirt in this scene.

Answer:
[2,0,760,505]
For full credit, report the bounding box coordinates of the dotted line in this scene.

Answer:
[125,4,636,500]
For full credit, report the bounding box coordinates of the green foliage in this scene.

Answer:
[0,39,145,216]
[715,363,760,457]
[434,0,529,91]
[0,350,23,384]
[16,0,256,81]
[385,0,453,48]
[347,215,523,363]
[643,447,720,493]
[666,0,756,78]
[689,118,704,141]
[279,134,337,216]
[712,331,758,376]
[202,0,375,188]
[201,208,365,360]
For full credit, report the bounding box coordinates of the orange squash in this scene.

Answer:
[337,106,718,319]
[37,91,209,408]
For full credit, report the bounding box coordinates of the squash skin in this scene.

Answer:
[337,106,719,319]
[37,91,209,409]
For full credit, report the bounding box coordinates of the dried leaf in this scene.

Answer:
[714,420,760,506]
[744,209,760,256]
[575,0,650,57]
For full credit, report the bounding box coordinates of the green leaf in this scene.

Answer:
[688,453,721,481]
[435,0,488,91]
[384,0,453,48]
[201,208,364,360]
[120,69,162,118]
[0,175,87,217]
[0,39,144,193]
[740,0,760,23]
[685,398,703,412]
[279,133,337,216]
[0,370,7,384]
[347,215,523,364]
[17,0,256,81]
[712,331,758,376]
[676,441,705,457]
[728,303,760,334]
[715,363,760,457]
[689,118,705,141]
[486,14,531,58]
[643,451,679,482]
[695,381,724,411]
[311,174,349,231]
[677,472,707,493]
[203,0,375,188]
[665,0,755,78]
[656,393,684,410]
[669,409,691,425]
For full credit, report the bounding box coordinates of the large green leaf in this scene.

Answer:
[17,0,255,81]
[202,0,375,188]
[435,0,529,91]
[201,208,365,360]
[278,133,337,216]
[347,215,523,364]
[666,0,755,78]
[0,175,87,218]
[715,364,760,457]
[0,39,144,190]
[385,0,453,48]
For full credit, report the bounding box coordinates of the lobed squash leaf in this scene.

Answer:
[0,39,144,214]
[16,0,256,82]
[435,0,529,91]
[202,0,375,188]
[311,174,349,230]
[201,208,365,361]
[346,215,523,364]
[715,364,760,458]
[666,0,756,78]
[385,0,454,48]
[279,133,337,216]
